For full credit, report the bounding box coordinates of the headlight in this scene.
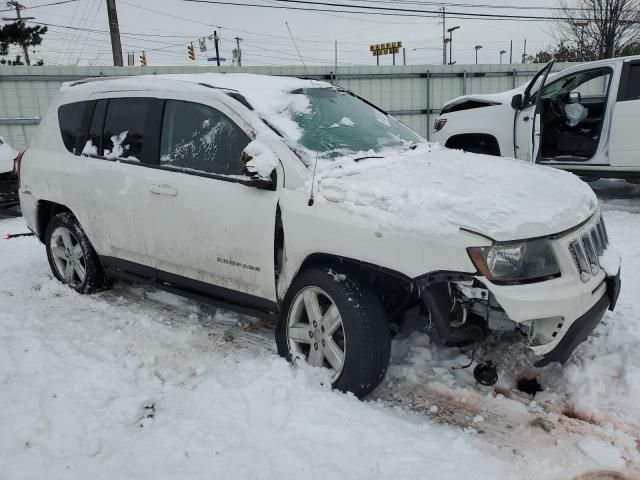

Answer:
[467,239,561,284]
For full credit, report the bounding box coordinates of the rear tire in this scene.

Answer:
[45,212,108,294]
[276,268,391,398]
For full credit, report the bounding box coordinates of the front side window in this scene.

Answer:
[160,100,251,176]
[540,69,612,101]
[58,101,90,155]
[101,97,151,161]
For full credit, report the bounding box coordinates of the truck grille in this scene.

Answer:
[568,216,609,282]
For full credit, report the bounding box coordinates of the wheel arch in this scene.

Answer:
[291,253,416,318]
[445,133,502,156]
[36,200,75,243]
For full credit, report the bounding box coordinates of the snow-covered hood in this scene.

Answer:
[316,144,598,242]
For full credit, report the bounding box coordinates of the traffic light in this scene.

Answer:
[140,51,147,67]
[188,42,195,61]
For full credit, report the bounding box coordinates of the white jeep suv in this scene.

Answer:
[18,73,621,397]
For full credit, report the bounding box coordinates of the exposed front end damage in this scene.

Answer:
[415,220,622,374]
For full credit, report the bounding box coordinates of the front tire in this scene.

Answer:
[45,212,107,294]
[276,268,391,398]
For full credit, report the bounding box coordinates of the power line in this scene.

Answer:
[182,0,640,23]
[266,0,581,21]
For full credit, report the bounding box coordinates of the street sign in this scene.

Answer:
[370,41,402,57]
[207,57,226,62]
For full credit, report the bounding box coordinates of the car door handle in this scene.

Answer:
[523,116,530,122]
[149,184,178,196]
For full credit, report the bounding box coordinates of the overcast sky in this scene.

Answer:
[4,0,561,67]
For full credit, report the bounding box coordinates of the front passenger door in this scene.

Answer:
[610,61,640,168]
[143,99,280,306]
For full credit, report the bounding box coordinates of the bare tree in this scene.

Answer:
[557,0,640,60]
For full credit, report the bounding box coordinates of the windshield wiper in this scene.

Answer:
[354,155,384,162]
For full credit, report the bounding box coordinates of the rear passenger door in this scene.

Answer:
[142,98,280,306]
[82,96,161,273]
[609,61,640,168]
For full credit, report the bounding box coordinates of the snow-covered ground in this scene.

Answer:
[1,180,639,479]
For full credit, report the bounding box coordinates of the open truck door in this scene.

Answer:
[512,60,555,162]
[609,59,640,171]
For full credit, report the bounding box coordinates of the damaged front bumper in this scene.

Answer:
[535,269,620,366]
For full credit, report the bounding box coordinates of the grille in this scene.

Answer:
[568,215,609,282]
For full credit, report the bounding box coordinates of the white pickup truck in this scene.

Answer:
[433,56,640,182]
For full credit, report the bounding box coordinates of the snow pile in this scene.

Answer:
[81,139,98,156]
[577,437,625,469]
[314,143,598,240]
[0,217,515,480]
[104,131,138,161]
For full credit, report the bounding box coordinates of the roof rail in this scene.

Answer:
[66,75,136,87]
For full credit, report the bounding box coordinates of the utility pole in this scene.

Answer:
[509,40,513,64]
[5,1,34,65]
[214,30,220,67]
[235,36,242,67]
[447,26,459,65]
[441,7,446,65]
[105,0,123,66]
[402,47,406,66]
[521,38,527,64]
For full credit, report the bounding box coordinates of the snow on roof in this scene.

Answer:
[62,73,331,145]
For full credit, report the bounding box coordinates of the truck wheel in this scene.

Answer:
[45,212,108,294]
[276,268,391,398]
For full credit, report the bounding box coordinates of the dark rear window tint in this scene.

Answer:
[85,99,107,156]
[626,64,640,101]
[58,102,90,155]
[102,97,151,161]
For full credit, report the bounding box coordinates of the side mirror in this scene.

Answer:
[243,174,276,191]
[511,93,523,110]
[569,91,581,103]
[241,150,277,191]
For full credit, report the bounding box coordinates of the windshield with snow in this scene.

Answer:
[291,88,423,158]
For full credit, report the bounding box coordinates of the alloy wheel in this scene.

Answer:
[287,286,346,381]
[49,226,86,288]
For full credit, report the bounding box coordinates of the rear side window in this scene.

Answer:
[101,98,151,161]
[58,101,90,155]
[160,100,251,176]
[622,64,640,101]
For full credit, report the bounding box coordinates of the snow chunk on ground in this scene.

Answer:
[0,216,516,480]
[577,437,626,469]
